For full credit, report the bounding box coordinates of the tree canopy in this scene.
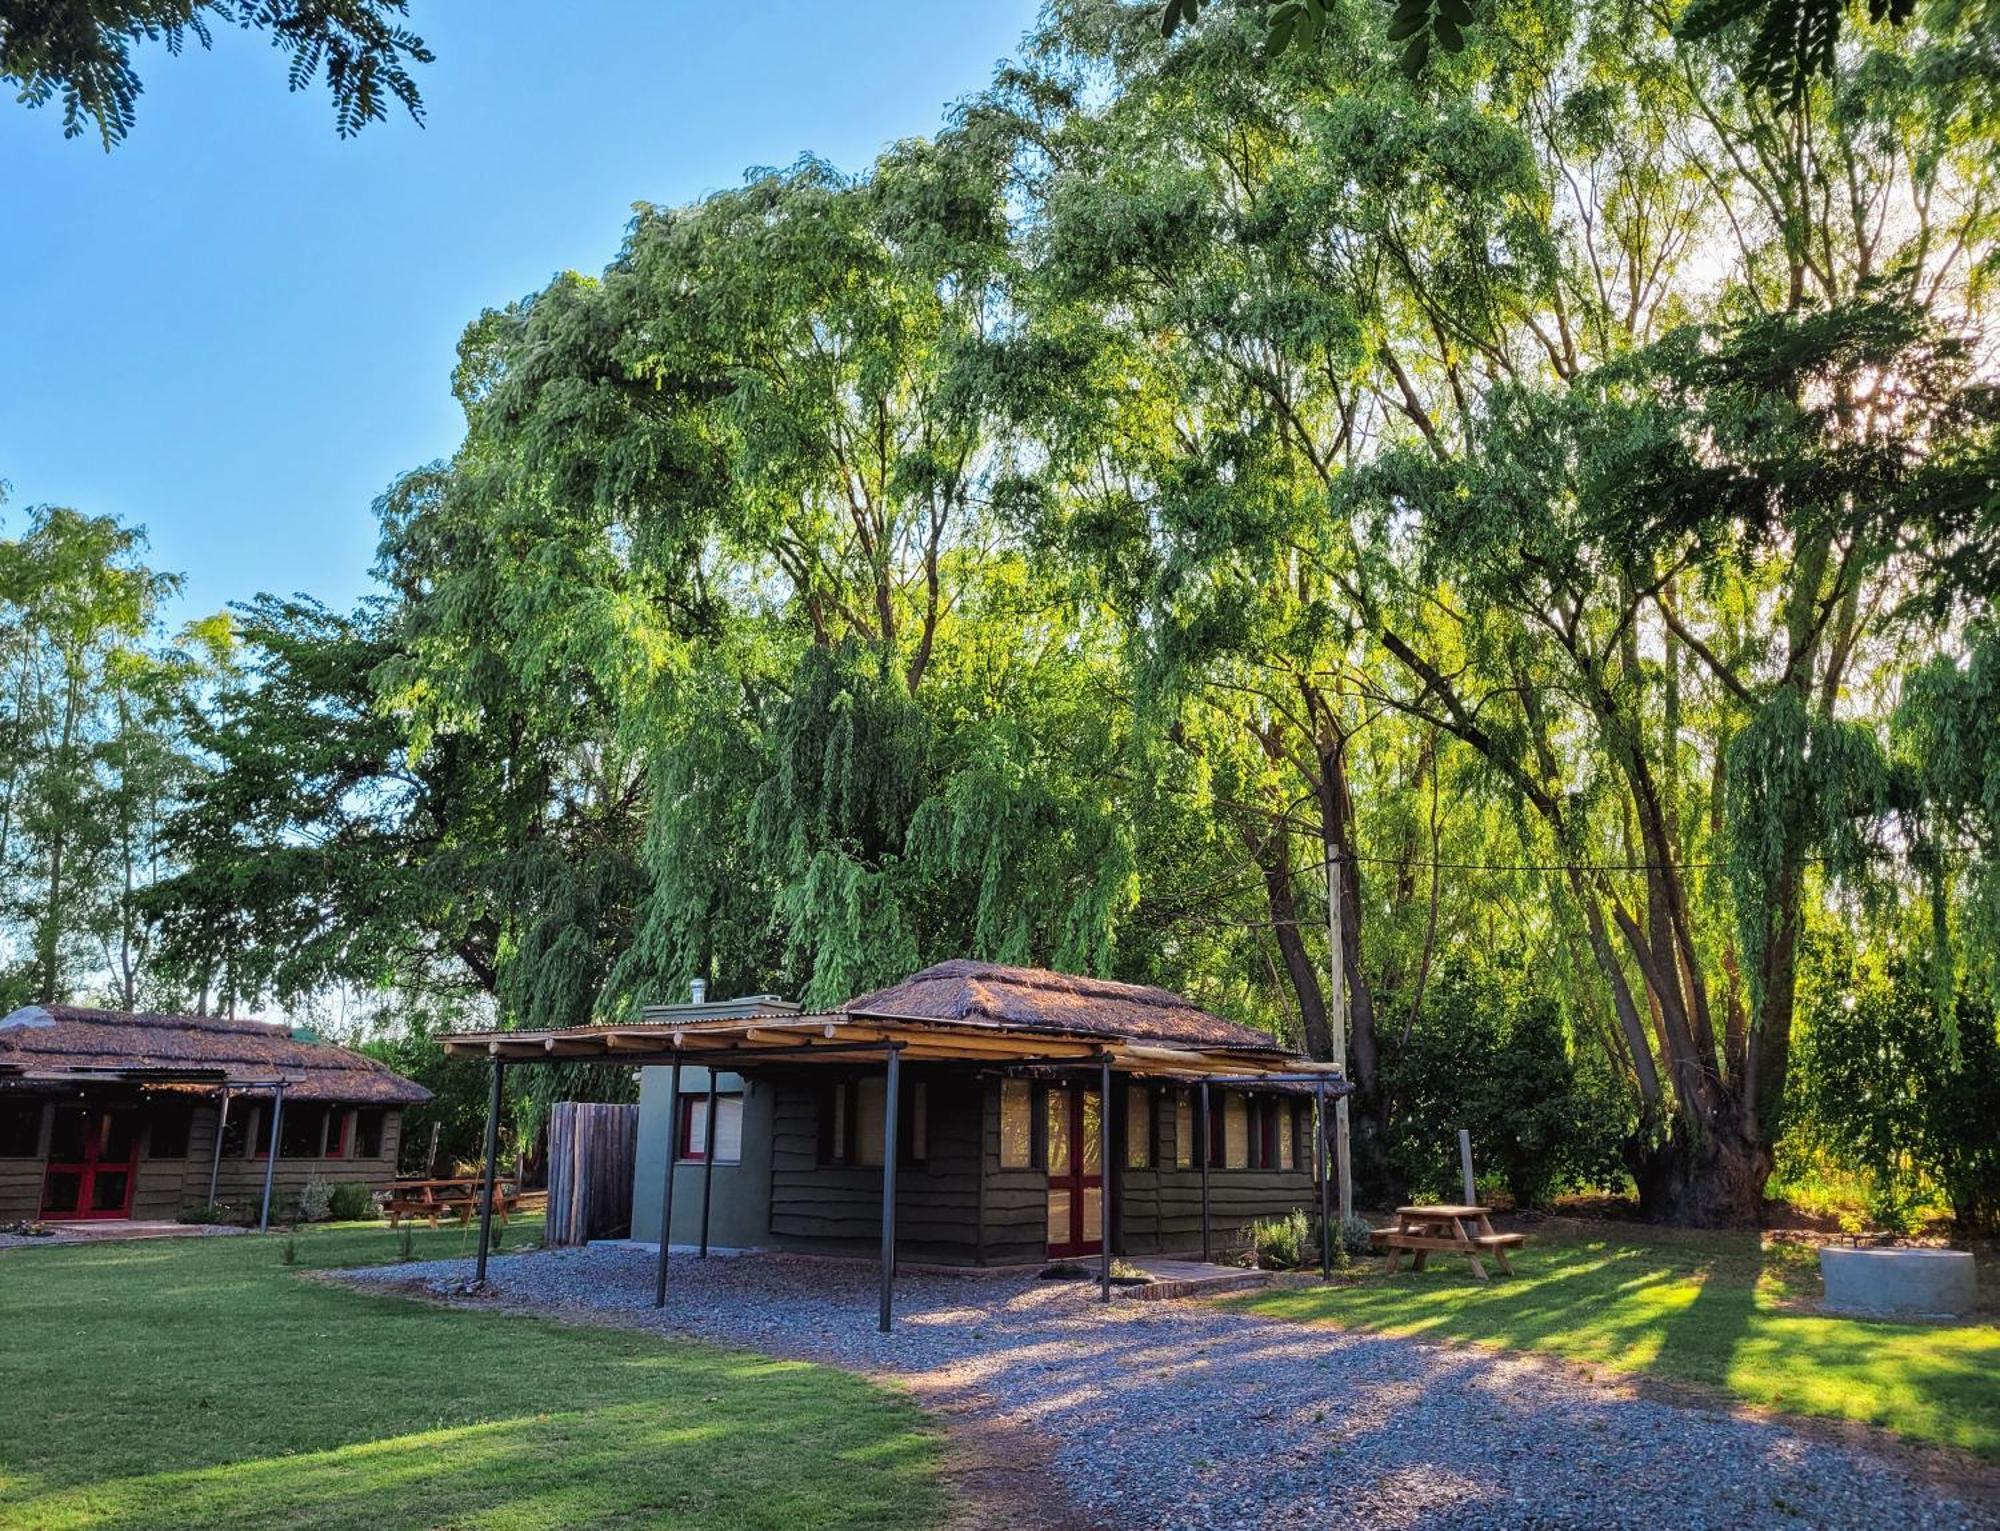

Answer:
[0,0,430,145]
[27,0,2000,1219]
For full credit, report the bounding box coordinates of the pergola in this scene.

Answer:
[444,1005,1353,1330]
[0,1062,301,1231]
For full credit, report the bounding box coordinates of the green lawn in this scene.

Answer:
[0,1218,941,1530]
[1235,1223,2000,1460]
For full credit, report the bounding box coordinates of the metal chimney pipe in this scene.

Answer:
[690,978,707,1006]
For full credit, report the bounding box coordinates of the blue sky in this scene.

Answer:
[0,1,1039,624]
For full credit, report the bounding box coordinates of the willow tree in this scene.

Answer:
[1349,300,1999,1220]
[378,142,1166,1013]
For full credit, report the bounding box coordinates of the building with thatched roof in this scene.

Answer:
[0,1004,429,1225]
[449,961,1346,1325]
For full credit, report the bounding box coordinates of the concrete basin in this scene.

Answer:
[1819,1246,1977,1318]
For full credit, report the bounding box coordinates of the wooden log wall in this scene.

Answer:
[767,1068,985,1263]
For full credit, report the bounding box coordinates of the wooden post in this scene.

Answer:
[1099,1051,1113,1303]
[653,1053,682,1308]
[257,1083,286,1234]
[1327,850,1352,1222]
[1198,1080,1212,1264]
[206,1087,230,1208]
[1458,1128,1477,1205]
[474,1058,504,1283]
[879,1045,902,1333]
[698,1071,720,1257]
[1317,1078,1332,1281]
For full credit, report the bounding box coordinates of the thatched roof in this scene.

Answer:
[0,1004,431,1105]
[841,960,1290,1054]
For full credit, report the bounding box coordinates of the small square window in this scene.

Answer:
[148,1102,193,1159]
[0,1100,43,1158]
[278,1103,326,1159]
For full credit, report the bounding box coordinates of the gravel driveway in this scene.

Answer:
[343,1245,1995,1530]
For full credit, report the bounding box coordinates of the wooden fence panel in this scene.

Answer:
[546,1102,639,1246]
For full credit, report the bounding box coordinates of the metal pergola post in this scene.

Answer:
[257,1082,286,1233]
[653,1052,682,1308]
[1099,1052,1113,1303]
[1198,1080,1212,1264]
[207,1087,231,1208]
[1316,1077,1332,1280]
[474,1058,505,1284]
[878,1044,902,1333]
[698,1070,720,1258]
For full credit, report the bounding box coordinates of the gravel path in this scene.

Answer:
[343,1245,1996,1530]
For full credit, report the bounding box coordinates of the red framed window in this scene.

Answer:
[323,1109,351,1159]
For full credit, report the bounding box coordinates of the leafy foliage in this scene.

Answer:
[0,0,431,145]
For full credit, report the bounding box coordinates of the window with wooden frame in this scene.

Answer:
[678,1092,744,1164]
[1222,1093,1249,1169]
[820,1078,928,1168]
[998,1079,1034,1169]
[354,1109,386,1160]
[147,1101,193,1159]
[1173,1090,1193,1168]
[1278,1100,1296,1171]
[0,1099,42,1158]
[275,1103,326,1159]
[323,1108,352,1159]
[221,1103,256,1158]
[1248,1098,1280,1171]
[1124,1083,1151,1169]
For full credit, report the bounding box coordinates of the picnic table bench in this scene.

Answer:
[385,1177,521,1229]
[1380,1204,1526,1280]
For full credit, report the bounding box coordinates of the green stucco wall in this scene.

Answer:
[629,1065,772,1250]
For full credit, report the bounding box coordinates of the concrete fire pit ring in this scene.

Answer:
[1819,1246,1977,1318]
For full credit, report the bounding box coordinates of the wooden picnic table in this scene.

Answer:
[1382,1204,1525,1280]
[386,1176,520,1229]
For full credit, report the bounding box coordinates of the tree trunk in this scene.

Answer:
[1633,1114,1770,1226]
[1245,822,1334,1062]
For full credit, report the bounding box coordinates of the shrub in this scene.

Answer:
[1380,966,1630,1209]
[177,1202,237,1226]
[1246,1209,1376,1270]
[1246,1209,1312,1270]
[296,1175,334,1223]
[1791,956,2000,1235]
[327,1182,377,1222]
[1336,1213,1375,1258]
[278,1236,297,1265]
[395,1225,415,1262]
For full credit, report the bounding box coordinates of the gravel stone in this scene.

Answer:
[344,1244,1997,1530]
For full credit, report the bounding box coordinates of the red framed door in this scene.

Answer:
[40,1106,139,1220]
[1045,1085,1103,1257]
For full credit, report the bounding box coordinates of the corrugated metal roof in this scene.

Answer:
[0,1005,432,1104]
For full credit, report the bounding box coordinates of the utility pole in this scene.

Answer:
[1327,847,1352,1222]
